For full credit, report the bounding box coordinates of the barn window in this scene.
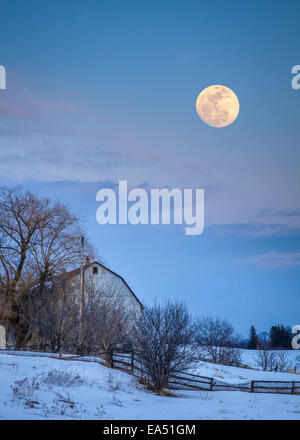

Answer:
[93,266,98,275]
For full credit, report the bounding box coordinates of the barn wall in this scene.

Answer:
[72,264,142,318]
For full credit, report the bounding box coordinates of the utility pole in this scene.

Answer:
[80,236,85,349]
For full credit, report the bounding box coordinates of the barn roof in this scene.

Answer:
[65,261,144,309]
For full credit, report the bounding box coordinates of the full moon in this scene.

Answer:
[196,85,239,128]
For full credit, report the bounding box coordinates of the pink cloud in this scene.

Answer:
[0,84,86,121]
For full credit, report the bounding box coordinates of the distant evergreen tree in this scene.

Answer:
[247,325,258,349]
[269,325,279,347]
[269,324,292,349]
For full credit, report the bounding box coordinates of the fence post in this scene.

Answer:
[109,350,114,369]
[210,378,214,391]
[292,381,295,395]
[250,380,254,393]
[131,352,134,374]
[140,355,144,379]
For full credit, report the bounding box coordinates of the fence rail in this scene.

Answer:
[1,347,299,396]
[109,351,300,396]
[213,383,251,392]
[250,380,300,395]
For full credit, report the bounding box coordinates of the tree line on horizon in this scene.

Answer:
[246,324,292,350]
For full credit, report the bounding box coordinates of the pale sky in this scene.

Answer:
[0,0,299,336]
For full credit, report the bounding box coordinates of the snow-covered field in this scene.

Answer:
[191,348,300,386]
[240,348,300,370]
[1,350,300,420]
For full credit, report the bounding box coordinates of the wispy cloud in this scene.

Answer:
[0,84,86,121]
[1,80,300,236]
[257,208,300,218]
[210,223,300,237]
[236,252,300,268]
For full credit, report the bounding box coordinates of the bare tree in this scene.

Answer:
[0,187,53,344]
[255,344,277,371]
[29,202,95,289]
[133,301,197,393]
[0,187,51,296]
[256,341,291,372]
[0,186,94,346]
[275,350,291,372]
[21,278,80,352]
[258,331,269,345]
[17,271,131,354]
[195,316,241,366]
[276,349,291,371]
[82,279,132,353]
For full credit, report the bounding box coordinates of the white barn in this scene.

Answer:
[64,259,143,318]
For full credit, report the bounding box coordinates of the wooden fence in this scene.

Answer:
[109,351,300,396]
[109,351,213,390]
[250,380,300,395]
[2,347,300,396]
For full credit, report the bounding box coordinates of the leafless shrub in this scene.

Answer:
[40,392,87,418]
[275,350,291,372]
[105,370,134,394]
[133,301,197,393]
[105,370,123,393]
[110,394,123,407]
[22,279,80,352]
[195,316,242,366]
[83,280,132,353]
[41,368,84,388]
[55,390,75,405]
[255,343,277,371]
[11,377,40,403]
[95,404,106,416]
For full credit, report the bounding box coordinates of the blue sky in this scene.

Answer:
[0,0,300,336]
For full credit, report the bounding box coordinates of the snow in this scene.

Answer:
[0,350,300,420]
[191,361,300,386]
[240,348,300,370]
